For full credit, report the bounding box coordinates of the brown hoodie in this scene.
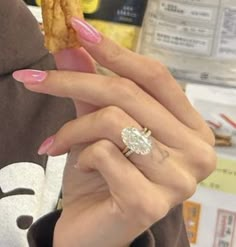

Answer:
[0,1,190,247]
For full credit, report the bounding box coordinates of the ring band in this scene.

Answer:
[121,127,153,157]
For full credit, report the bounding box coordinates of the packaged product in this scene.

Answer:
[83,0,148,50]
[139,0,236,86]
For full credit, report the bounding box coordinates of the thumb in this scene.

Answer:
[54,47,96,73]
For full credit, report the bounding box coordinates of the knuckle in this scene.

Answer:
[198,124,216,146]
[89,140,115,165]
[99,106,126,128]
[101,44,123,65]
[118,79,141,100]
[147,61,170,82]
[179,175,197,200]
[205,128,216,146]
[107,78,141,101]
[164,171,197,205]
[187,140,217,182]
[126,195,169,228]
[197,144,217,178]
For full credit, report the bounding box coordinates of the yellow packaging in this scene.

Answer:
[82,0,147,50]
[183,201,201,244]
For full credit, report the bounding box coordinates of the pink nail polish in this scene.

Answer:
[38,136,54,155]
[13,69,47,84]
[71,17,102,44]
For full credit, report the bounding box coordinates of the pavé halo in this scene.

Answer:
[121,127,152,157]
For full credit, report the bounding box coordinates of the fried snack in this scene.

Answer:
[41,0,83,52]
[210,128,233,147]
[215,138,232,147]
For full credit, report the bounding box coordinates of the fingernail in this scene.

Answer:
[13,69,47,84]
[71,17,102,44]
[38,136,54,155]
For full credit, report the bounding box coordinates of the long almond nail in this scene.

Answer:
[38,136,54,155]
[71,17,102,44]
[13,69,47,84]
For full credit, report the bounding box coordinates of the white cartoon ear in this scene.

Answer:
[38,155,66,216]
[0,155,66,246]
[0,163,44,246]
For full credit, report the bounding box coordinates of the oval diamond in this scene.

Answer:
[121,127,152,155]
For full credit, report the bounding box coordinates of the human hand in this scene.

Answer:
[13,19,216,247]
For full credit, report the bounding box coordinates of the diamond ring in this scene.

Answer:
[121,127,153,157]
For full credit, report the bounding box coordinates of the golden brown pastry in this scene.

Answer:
[41,0,83,52]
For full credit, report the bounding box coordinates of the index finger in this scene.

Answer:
[71,18,213,143]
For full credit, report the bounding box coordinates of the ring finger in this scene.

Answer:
[40,106,196,197]
[45,105,173,163]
